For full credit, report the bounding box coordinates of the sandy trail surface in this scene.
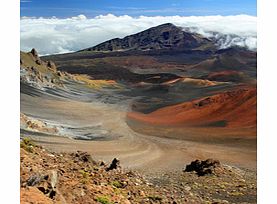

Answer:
[21,87,256,173]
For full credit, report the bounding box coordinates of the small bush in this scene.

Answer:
[79,170,90,184]
[147,195,162,201]
[96,196,113,204]
[20,137,36,153]
[111,180,123,188]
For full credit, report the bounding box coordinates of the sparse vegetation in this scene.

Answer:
[79,169,90,184]
[111,180,123,188]
[96,196,113,204]
[73,74,120,89]
[147,195,162,201]
[20,137,36,153]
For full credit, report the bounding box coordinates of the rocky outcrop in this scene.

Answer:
[30,48,39,58]
[20,50,64,89]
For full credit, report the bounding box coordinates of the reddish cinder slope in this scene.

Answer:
[206,70,245,82]
[128,88,256,129]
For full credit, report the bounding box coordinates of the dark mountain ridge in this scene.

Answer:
[81,23,215,52]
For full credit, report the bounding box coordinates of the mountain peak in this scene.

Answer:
[152,23,176,28]
[82,23,214,52]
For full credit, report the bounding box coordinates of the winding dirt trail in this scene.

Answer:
[21,91,256,173]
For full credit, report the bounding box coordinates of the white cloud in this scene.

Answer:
[20,14,257,55]
[71,14,87,20]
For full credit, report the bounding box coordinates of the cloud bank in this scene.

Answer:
[20,14,256,55]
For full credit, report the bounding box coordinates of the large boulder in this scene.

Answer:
[183,159,220,176]
[106,158,120,171]
[24,170,58,199]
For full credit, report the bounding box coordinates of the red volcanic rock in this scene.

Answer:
[127,88,257,129]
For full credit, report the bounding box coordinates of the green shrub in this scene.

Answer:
[111,180,123,188]
[147,195,162,201]
[96,196,113,204]
[20,137,36,153]
[79,170,90,184]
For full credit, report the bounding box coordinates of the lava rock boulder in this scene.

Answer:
[184,159,221,176]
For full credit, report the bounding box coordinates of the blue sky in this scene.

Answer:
[20,0,257,17]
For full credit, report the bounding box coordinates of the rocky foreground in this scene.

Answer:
[20,138,256,204]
